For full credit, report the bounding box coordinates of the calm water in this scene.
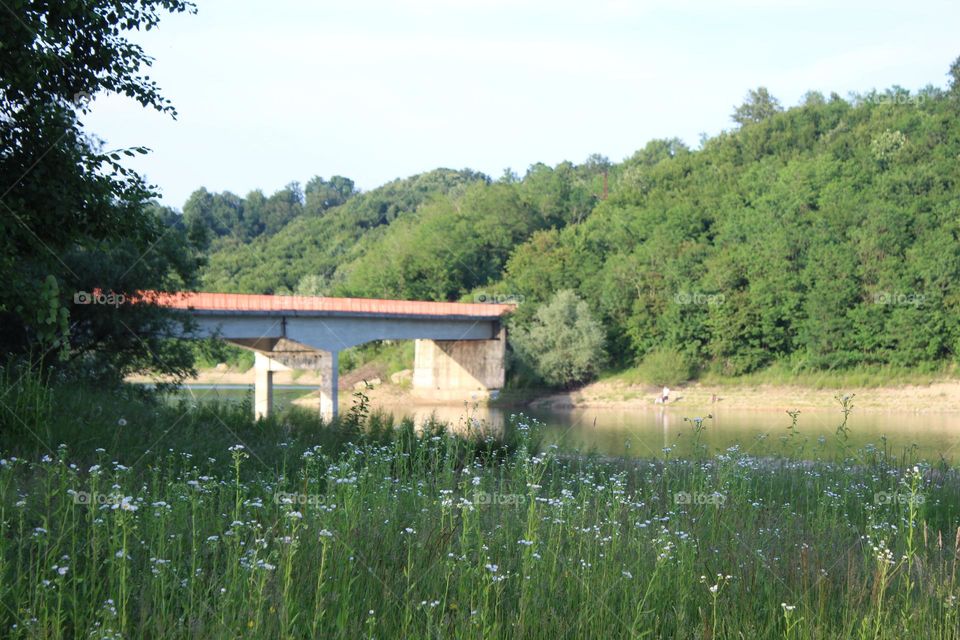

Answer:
[168,384,960,463]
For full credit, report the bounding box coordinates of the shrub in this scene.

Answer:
[636,347,695,386]
[511,290,606,388]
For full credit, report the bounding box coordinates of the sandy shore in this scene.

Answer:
[529,379,960,413]
[127,367,326,386]
[127,368,960,414]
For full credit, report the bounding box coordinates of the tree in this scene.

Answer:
[295,274,329,297]
[261,182,304,235]
[732,87,783,126]
[511,290,607,388]
[949,55,960,94]
[0,0,199,381]
[305,175,357,214]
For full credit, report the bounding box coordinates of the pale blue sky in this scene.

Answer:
[84,0,960,207]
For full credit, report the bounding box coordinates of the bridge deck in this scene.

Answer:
[151,292,513,319]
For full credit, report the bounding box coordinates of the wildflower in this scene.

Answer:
[117,418,127,426]
[781,603,796,612]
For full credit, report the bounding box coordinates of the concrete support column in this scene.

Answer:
[412,325,506,401]
[254,352,274,420]
[319,350,339,423]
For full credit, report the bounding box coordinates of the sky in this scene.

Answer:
[84,0,960,208]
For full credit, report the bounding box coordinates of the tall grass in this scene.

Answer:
[2,375,960,638]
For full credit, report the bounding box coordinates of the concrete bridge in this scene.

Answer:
[155,292,514,421]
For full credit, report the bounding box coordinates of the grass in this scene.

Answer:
[2,369,960,638]
[699,362,960,389]
[603,361,960,390]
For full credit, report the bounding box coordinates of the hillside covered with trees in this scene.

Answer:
[178,62,960,387]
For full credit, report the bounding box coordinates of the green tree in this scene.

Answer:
[0,0,199,381]
[512,290,606,388]
[305,175,357,214]
[732,87,783,126]
[949,55,960,94]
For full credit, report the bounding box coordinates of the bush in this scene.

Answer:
[511,290,606,388]
[636,347,695,387]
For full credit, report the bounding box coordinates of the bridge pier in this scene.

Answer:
[254,353,274,420]
[317,350,338,423]
[251,348,338,422]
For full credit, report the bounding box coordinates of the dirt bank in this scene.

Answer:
[529,379,960,413]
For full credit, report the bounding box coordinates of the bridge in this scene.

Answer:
[155,292,514,421]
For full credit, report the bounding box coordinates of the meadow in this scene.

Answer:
[2,374,960,638]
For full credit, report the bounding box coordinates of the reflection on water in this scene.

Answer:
[392,404,960,462]
[526,407,960,463]
[168,385,960,463]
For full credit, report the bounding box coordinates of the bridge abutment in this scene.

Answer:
[412,326,506,402]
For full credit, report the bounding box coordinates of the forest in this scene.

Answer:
[172,70,960,387]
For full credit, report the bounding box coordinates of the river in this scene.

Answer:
[167,384,960,463]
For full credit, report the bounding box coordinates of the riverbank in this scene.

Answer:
[528,378,960,413]
[130,367,960,414]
